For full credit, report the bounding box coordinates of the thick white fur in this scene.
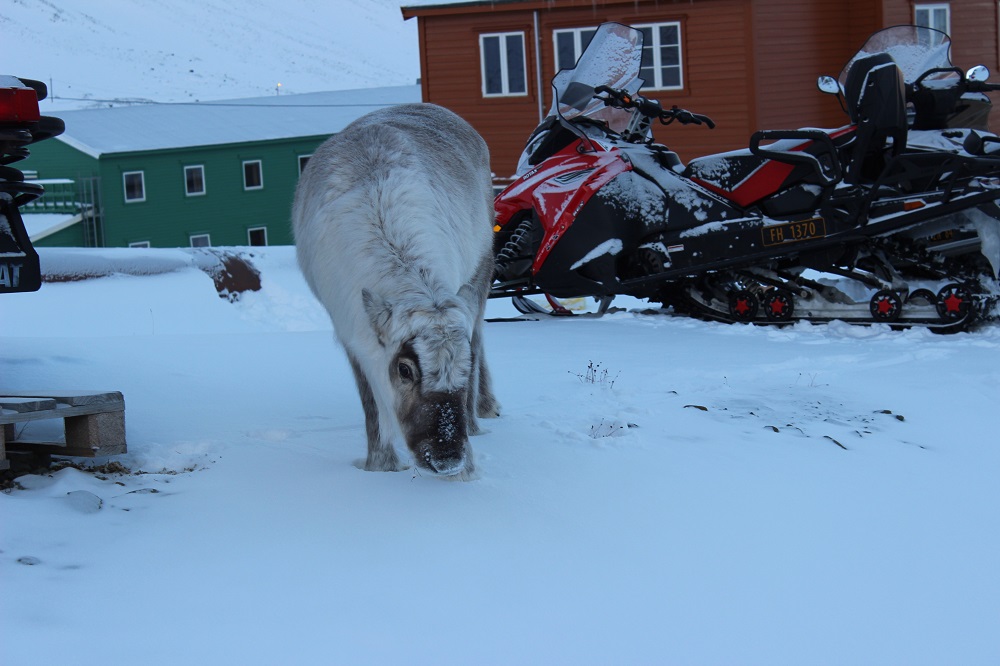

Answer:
[292,103,497,474]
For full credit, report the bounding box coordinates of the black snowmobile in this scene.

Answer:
[491,22,1000,329]
[821,25,1000,284]
[1,75,64,294]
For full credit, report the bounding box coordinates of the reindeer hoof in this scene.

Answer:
[478,402,501,419]
[359,447,406,472]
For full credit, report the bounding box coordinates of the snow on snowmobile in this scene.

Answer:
[1,75,64,294]
[491,22,1000,330]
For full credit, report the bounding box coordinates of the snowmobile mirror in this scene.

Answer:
[817,76,841,95]
[967,65,990,82]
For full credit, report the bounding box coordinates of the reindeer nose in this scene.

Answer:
[418,438,468,476]
[428,452,467,476]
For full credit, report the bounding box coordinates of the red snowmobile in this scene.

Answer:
[491,23,1000,329]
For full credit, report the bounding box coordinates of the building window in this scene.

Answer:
[129,241,151,248]
[554,27,597,72]
[248,227,268,246]
[123,171,145,203]
[190,233,211,247]
[480,32,527,97]
[636,22,684,90]
[184,165,206,196]
[298,155,312,174]
[243,160,263,190]
[915,4,950,35]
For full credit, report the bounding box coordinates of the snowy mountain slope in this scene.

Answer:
[4,0,421,110]
[2,248,1000,664]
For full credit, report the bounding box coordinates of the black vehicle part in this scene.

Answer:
[728,289,760,321]
[1,74,65,294]
[0,197,42,293]
[842,52,908,183]
[749,129,843,186]
[494,214,542,282]
[763,290,795,321]
[935,283,973,320]
[910,67,967,130]
[869,289,903,321]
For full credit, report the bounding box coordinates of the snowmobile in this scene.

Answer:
[491,22,1000,329]
[817,24,1000,282]
[1,75,64,294]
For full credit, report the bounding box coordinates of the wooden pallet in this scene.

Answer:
[0,391,126,470]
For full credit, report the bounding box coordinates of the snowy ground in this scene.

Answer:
[6,0,422,110]
[2,247,999,665]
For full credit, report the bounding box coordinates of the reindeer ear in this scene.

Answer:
[362,289,392,346]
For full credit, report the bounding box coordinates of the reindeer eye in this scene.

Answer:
[398,362,414,382]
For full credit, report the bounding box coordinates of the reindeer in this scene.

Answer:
[292,103,500,479]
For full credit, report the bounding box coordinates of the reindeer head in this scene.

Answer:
[363,286,476,477]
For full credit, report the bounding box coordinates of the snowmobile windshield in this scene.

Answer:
[550,22,645,135]
[839,25,956,88]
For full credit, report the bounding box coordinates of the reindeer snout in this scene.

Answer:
[411,392,470,476]
[421,446,469,476]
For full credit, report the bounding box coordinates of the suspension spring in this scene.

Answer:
[497,217,535,264]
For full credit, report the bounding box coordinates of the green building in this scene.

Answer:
[20,85,421,248]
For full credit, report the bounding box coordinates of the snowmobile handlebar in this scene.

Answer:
[966,79,1000,93]
[911,67,1000,94]
[593,85,715,129]
[663,106,716,129]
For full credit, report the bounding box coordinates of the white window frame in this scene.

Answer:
[129,241,151,248]
[247,226,268,246]
[184,164,206,197]
[298,154,312,175]
[122,170,146,203]
[189,233,211,248]
[553,27,598,72]
[915,3,951,35]
[480,31,528,97]
[242,159,263,191]
[635,21,684,91]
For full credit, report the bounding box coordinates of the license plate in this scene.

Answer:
[762,218,827,247]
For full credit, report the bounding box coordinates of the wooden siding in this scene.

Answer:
[752,1,860,131]
[934,0,1000,132]
[19,138,98,183]
[21,135,329,248]
[19,140,98,248]
[97,137,327,248]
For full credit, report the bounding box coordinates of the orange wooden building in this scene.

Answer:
[401,0,1000,185]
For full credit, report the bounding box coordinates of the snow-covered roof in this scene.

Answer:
[52,85,422,158]
[22,212,83,241]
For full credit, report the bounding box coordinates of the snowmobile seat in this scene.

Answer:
[683,128,844,209]
[842,52,908,183]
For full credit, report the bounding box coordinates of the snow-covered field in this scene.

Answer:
[2,247,999,665]
[5,0,422,110]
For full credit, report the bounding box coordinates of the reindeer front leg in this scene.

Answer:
[348,352,402,472]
